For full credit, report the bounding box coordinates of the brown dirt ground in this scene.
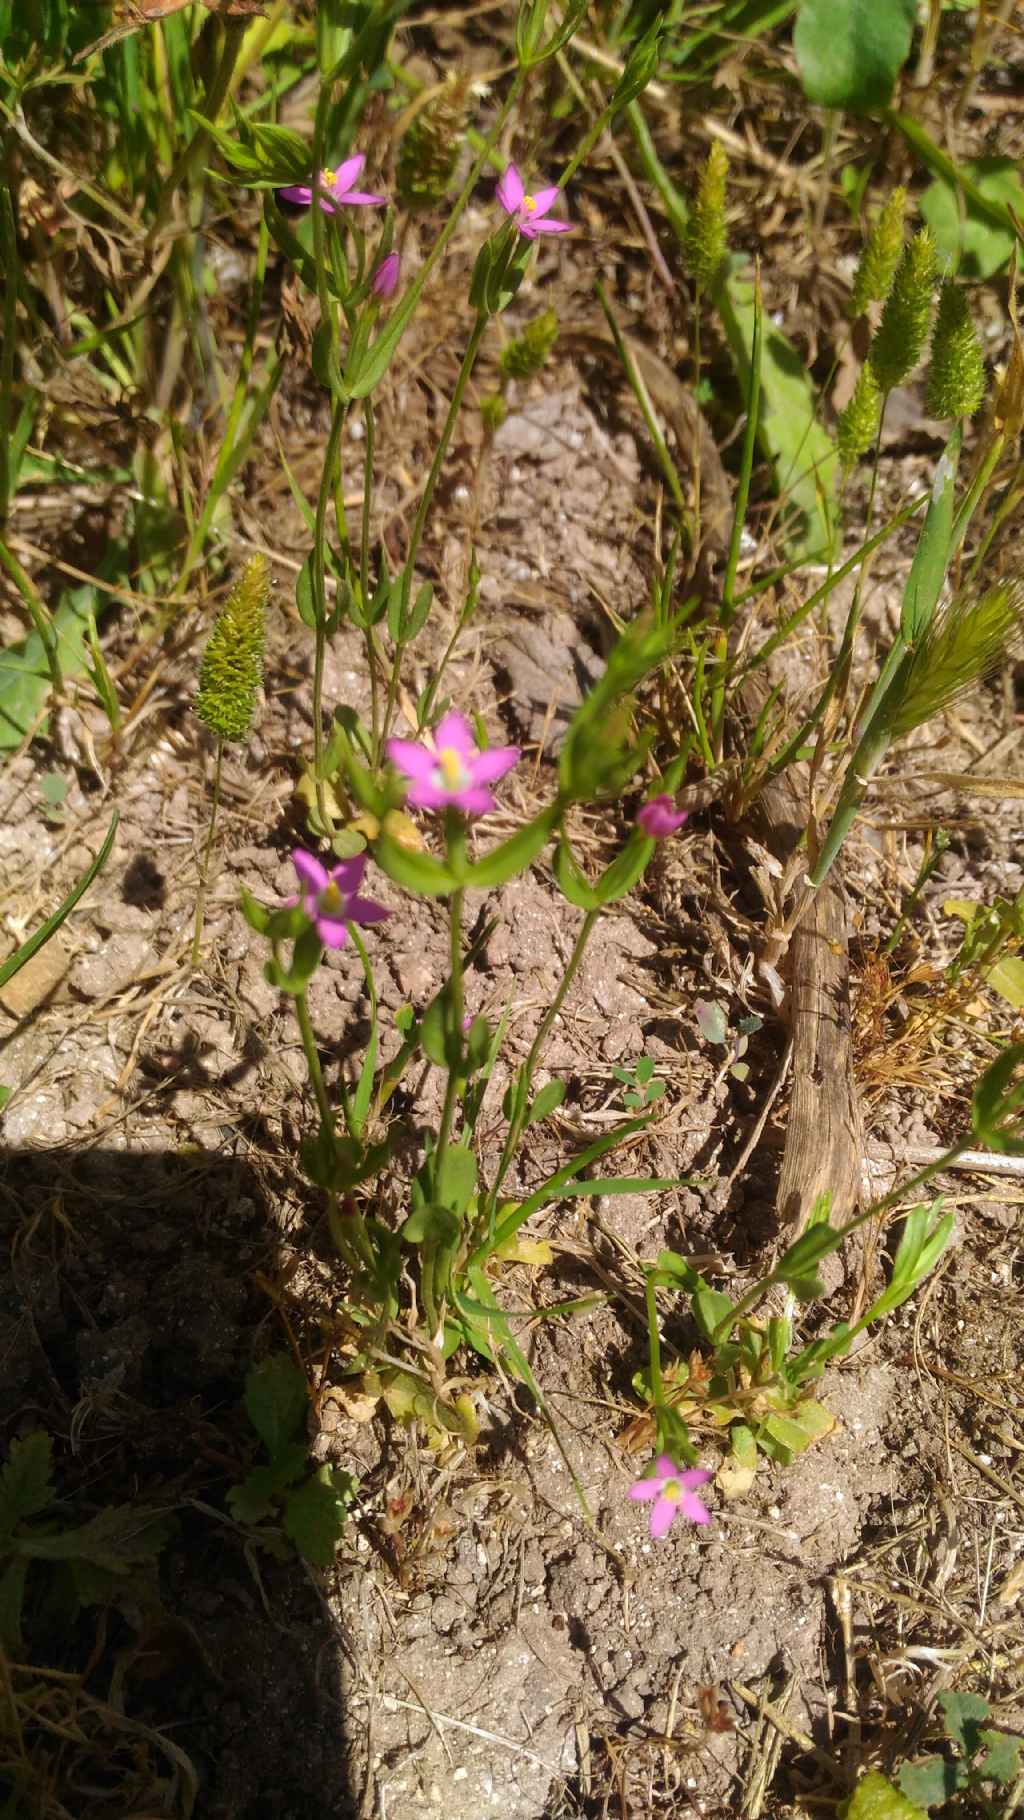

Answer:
[3,9,1024,1818]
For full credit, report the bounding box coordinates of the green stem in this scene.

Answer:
[483,907,601,1229]
[294,987,335,1138]
[644,1271,665,1411]
[311,400,347,822]
[360,396,381,751]
[0,163,17,527]
[379,311,489,756]
[191,736,224,967]
[0,536,62,695]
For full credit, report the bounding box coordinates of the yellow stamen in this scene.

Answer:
[322,167,336,186]
[523,194,538,212]
[663,1480,681,1503]
[438,746,466,788]
[320,881,344,912]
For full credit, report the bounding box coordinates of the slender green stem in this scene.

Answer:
[484,907,601,1226]
[360,397,381,750]
[311,400,347,821]
[714,1134,974,1342]
[644,1272,665,1411]
[434,838,466,1168]
[0,163,17,527]
[379,311,489,756]
[191,737,224,967]
[0,537,62,694]
[294,988,336,1138]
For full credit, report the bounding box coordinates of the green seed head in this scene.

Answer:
[196,554,268,742]
[837,362,883,470]
[850,187,907,318]
[500,308,559,381]
[926,280,986,420]
[479,392,508,433]
[682,142,729,291]
[869,228,939,394]
[396,75,467,210]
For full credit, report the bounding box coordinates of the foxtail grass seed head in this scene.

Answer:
[196,554,268,742]
[926,280,986,420]
[890,579,1024,738]
[500,308,559,380]
[396,76,467,210]
[850,187,907,317]
[682,141,729,291]
[479,392,508,433]
[837,361,883,470]
[869,227,939,394]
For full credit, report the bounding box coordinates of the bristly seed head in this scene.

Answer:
[890,579,1024,738]
[926,279,986,420]
[196,554,269,743]
[682,142,729,291]
[837,361,883,470]
[850,187,907,318]
[869,227,939,394]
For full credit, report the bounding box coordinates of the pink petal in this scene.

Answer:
[293,849,329,893]
[528,184,560,216]
[649,1496,677,1540]
[452,785,497,815]
[340,190,387,206]
[433,711,476,759]
[679,1492,711,1526]
[471,744,520,785]
[330,153,366,195]
[328,855,368,895]
[680,1468,712,1491]
[316,915,349,949]
[496,163,524,215]
[529,217,572,235]
[347,896,390,926]
[654,1455,679,1480]
[277,186,312,207]
[386,737,436,783]
[405,777,453,809]
[628,1478,662,1503]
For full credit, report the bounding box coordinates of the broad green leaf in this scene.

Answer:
[761,1411,819,1455]
[528,1079,567,1124]
[17,1505,170,1569]
[794,0,916,112]
[0,580,98,750]
[283,1467,356,1567]
[226,1445,309,1525]
[921,157,1024,280]
[695,999,728,1045]
[374,832,459,896]
[463,803,561,889]
[987,956,1024,1010]
[977,1728,1021,1786]
[972,1042,1024,1154]
[435,1143,477,1216]
[693,1286,734,1342]
[898,1757,969,1808]
[713,265,837,559]
[901,428,960,646]
[243,1354,309,1460]
[938,1690,990,1755]
[846,1770,928,1820]
[0,1432,54,1533]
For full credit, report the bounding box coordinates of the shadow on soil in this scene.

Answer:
[0,1146,356,1820]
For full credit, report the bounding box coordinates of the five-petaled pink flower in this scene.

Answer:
[289,849,389,949]
[386,711,519,816]
[496,163,572,239]
[629,1455,712,1539]
[371,251,400,297]
[637,794,688,839]
[278,155,385,213]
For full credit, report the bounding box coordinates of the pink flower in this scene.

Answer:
[371,251,400,297]
[289,849,389,949]
[277,155,385,213]
[495,163,572,240]
[386,711,519,816]
[629,1455,711,1539]
[637,794,688,839]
